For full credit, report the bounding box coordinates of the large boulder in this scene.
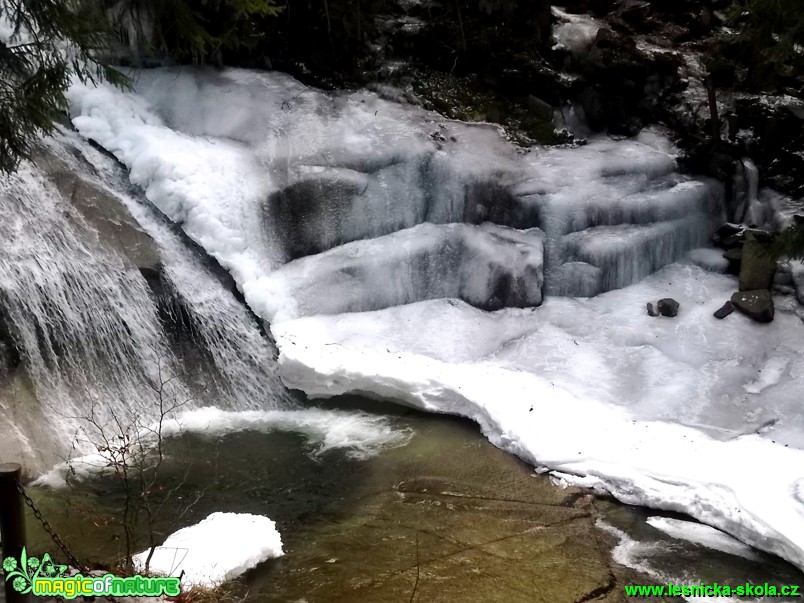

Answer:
[739,233,776,291]
[36,151,161,273]
[731,290,774,323]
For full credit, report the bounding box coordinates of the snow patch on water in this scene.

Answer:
[133,512,283,587]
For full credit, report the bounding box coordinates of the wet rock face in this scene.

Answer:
[731,97,804,200]
[0,307,21,373]
[37,152,162,272]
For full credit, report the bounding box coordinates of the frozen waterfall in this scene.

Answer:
[64,67,804,572]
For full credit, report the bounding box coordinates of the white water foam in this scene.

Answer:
[35,406,412,487]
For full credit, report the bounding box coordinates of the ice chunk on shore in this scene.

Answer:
[646,517,760,561]
[133,512,283,587]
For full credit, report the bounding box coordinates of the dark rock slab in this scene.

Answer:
[713,300,734,319]
[715,223,745,246]
[731,290,774,323]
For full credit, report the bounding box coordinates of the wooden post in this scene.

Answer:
[0,463,29,603]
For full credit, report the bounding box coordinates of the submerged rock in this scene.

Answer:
[657,298,679,317]
[647,302,659,317]
[731,290,774,323]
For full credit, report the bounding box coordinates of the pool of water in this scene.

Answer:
[17,396,804,602]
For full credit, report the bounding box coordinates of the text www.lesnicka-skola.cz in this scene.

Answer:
[624,582,801,598]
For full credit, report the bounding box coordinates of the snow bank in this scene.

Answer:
[133,512,283,587]
[275,264,804,571]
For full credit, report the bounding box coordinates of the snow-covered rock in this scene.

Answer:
[257,222,543,320]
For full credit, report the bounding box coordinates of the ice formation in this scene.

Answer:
[645,517,760,561]
[66,67,804,571]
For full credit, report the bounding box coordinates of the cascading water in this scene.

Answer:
[0,128,294,472]
[0,153,171,468]
[47,130,294,412]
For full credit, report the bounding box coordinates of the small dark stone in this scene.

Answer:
[731,290,774,323]
[647,302,659,317]
[657,298,679,317]
[713,300,735,319]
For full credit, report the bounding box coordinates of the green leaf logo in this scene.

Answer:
[2,548,37,594]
